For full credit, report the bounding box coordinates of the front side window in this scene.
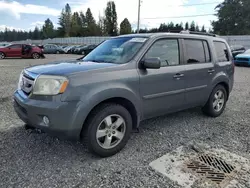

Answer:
[83,37,148,64]
[214,41,230,62]
[144,39,180,67]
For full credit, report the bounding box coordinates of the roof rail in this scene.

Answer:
[180,30,217,37]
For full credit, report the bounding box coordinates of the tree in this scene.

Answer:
[70,12,82,36]
[85,8,100,36]
[212,0,250,35]
[32,27,40,39]
[190,21,195,31]
[104,1,118,36]
[42,18,54,38]
[98,14,106,35]
[195,24,200,32]
[120,18,132,35]
[185,22,189,30]
[201,25,206,32]
[58,3,72,37]
[79,11,87,36]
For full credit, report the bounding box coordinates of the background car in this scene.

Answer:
[75,44,97,55]
[67,45,80,54]
[0,44,44,59]
[43,44,65,54]
[230,45,246,59]
[73,45,86,54]
[234,49,250,66]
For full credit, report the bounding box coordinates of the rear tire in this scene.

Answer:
[82,103,132,157]
[202,85,227,117]
[56,51,60,54]
[32,52,40,59]
[0,52,5,59]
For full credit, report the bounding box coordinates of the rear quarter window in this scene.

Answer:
[213,41,230,62]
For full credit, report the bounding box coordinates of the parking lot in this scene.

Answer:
[1,55,250,188]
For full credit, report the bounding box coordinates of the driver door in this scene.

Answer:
[138,38,187,119]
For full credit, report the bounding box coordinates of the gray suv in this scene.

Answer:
[13,32,234,157]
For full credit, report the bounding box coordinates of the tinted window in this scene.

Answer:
[9,44,21,49]
[185,39,206,64]
[214,41,230,62]
[144,39,180,67]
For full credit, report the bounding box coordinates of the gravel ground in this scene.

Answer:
[1,56,250,188]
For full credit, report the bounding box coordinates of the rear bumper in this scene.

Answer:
[13,90,81,140]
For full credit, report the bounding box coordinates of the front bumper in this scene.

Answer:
[13,90,81,140]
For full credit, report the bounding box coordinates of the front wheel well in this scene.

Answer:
[82,97,139,133]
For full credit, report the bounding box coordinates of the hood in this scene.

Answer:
[25,60,118,75]
[236,54,250,58]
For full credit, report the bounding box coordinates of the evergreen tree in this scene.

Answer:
[32,27,40,39]
[71,12,82,36]
[85,8,100,36]
[42,18,54,38]
[195,24,200,32]
[120,18,132,35]
[185,22,189,30]
[201,25,206,32]
[190,21,196,31]
[104,1,118,36]
[58,3,72,37]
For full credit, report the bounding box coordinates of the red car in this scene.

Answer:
[0,44,45,59]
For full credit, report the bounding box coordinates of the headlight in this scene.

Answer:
[33,75,69,95]
[17,71,23,90]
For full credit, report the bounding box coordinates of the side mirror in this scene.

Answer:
[142,57,161,69]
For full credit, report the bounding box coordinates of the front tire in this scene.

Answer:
[202,85,227,117]
[0,52,5,59]
[82,103,132,157]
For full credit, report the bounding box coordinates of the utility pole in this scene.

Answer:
[137,0,141,33]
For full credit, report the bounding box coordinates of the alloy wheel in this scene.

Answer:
[213,90,225,112]
[96,114,126,149]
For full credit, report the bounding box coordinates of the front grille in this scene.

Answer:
[20,72,35,95]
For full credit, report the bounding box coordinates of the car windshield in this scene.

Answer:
[82,37,148,64]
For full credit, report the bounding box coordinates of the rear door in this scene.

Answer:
[7,44,22,57]
[138,38,187,119]
[182,38,215,107]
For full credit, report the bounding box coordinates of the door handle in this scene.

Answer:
[173,73,184,79]
[208,69,215,74]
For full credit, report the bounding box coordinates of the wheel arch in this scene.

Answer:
[211,72,230,100]
[82,97,139,133]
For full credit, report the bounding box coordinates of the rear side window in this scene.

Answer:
[213,41,230,62]
[184,39,211,64]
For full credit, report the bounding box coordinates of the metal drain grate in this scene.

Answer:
[186,154,236,185]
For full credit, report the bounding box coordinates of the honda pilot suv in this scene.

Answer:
[14,31,234,157]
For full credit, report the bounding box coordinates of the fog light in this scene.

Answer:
[43,116,49,126]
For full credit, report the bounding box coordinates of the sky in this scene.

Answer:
[0,0,223,32]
